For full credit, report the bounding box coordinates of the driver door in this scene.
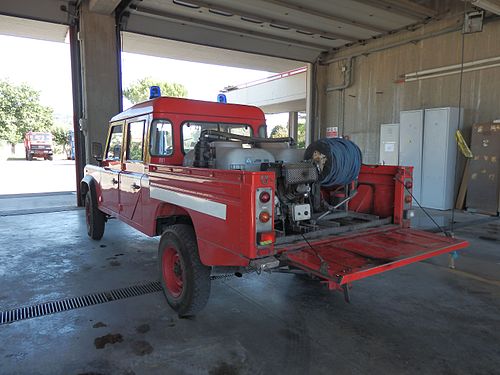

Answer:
[100,123,123,214]
[120,118,147,221]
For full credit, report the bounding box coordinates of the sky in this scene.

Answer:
[0,34,289,128]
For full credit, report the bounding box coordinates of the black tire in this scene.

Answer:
[47,155,53,161]
[84,191,105,240]
[27,153,33,161]
[158,224,211,317]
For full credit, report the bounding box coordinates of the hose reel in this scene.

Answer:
[304,138,362,187]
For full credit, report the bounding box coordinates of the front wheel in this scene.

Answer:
[47,155,53,161]
[84,191,105,240]
[158,224,211,317]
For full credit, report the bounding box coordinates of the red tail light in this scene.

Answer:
[258,231,275,246]
[405,181,413,189]
[259,191,271,203]
[405,195,412,203]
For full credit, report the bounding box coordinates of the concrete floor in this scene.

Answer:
[0,201,499,375]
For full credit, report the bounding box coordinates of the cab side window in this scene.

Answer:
[150,120,173,156]
[106,125,123,160]
[127,121,145,161]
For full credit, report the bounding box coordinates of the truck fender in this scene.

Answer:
[81,175,99,207]
[155,204,193,235]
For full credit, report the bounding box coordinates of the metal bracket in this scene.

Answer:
[463,10,484,34]
[249,256,280,274]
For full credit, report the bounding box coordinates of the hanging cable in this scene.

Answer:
[396,178,448,236]
[450,1,468,235]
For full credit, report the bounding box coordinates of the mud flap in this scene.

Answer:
[282,226,469,289]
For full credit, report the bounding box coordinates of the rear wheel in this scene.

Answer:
[84,191,105,240]
[158,224,211,317]
[47,155,53,161]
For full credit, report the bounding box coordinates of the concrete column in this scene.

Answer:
[305,62,316,145]
[79,0,121,165]
[288,111,298,141]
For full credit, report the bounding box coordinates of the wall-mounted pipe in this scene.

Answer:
[320,24,462,65]
[321,15,500,66]
[405,60,500,82]
[405,55,500,79]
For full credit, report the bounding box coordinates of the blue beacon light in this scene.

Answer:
[217,93,227,103]
[149,86,161,99]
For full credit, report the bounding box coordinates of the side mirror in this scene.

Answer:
[92,142,103,162]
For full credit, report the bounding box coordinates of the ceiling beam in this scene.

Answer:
[263,0,390,34]
[383,0,438,17]
[0,0,70,25]
[89,0,121,15]
[168,0,359,42]
[133,6,332,50]
[125,13,322,62]
[352,0,437,20]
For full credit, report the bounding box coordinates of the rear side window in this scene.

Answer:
[182,122,252,153]
[127,121,145,161]
[150,120,173,156]
[106,125,123,160]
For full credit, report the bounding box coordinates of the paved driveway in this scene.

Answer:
[0,158,76,195]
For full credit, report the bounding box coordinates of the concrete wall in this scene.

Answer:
[317,13,500,164]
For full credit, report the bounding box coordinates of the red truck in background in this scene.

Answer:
[24,131,54,161]
[81,95,468,317]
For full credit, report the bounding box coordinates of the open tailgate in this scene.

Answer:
[282,226,469,287]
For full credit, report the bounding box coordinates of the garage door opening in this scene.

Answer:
[0,18,77,216]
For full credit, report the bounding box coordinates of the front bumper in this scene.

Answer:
[30,150,53,156]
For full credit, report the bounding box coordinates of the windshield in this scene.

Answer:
[182,122,252,153]
[30,133,52,142]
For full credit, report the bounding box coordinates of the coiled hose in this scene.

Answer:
[304,138,362,187]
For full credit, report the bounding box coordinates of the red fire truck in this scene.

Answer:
[81,95,468,317]
[24,131,54,161]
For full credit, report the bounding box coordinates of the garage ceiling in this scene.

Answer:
[122,0,440,62]
[0,0,445,63]
[0,14,68,43]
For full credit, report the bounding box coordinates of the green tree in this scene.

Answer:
[0,80,54,152]
[51,126,69,146]
[297,122,306,148]
[270,123,306,148]
[270,125,288,138]
[123,77,188,104]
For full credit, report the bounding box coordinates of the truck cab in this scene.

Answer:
[82,95,468,317]
[24,131,53,161]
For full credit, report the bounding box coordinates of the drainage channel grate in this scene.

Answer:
[0,281,162,325]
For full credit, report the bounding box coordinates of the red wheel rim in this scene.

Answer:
[162,246,184,298]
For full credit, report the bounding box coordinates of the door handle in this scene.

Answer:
[131,183,141,190]
[112,178,119,185]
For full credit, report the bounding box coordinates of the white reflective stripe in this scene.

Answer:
[150,186,227,220]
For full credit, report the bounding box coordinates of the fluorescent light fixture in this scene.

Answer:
[471,0,500,15]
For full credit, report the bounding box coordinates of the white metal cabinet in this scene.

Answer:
[399,110,424,202]
[421,108,462,210]
[379,123,399,166]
